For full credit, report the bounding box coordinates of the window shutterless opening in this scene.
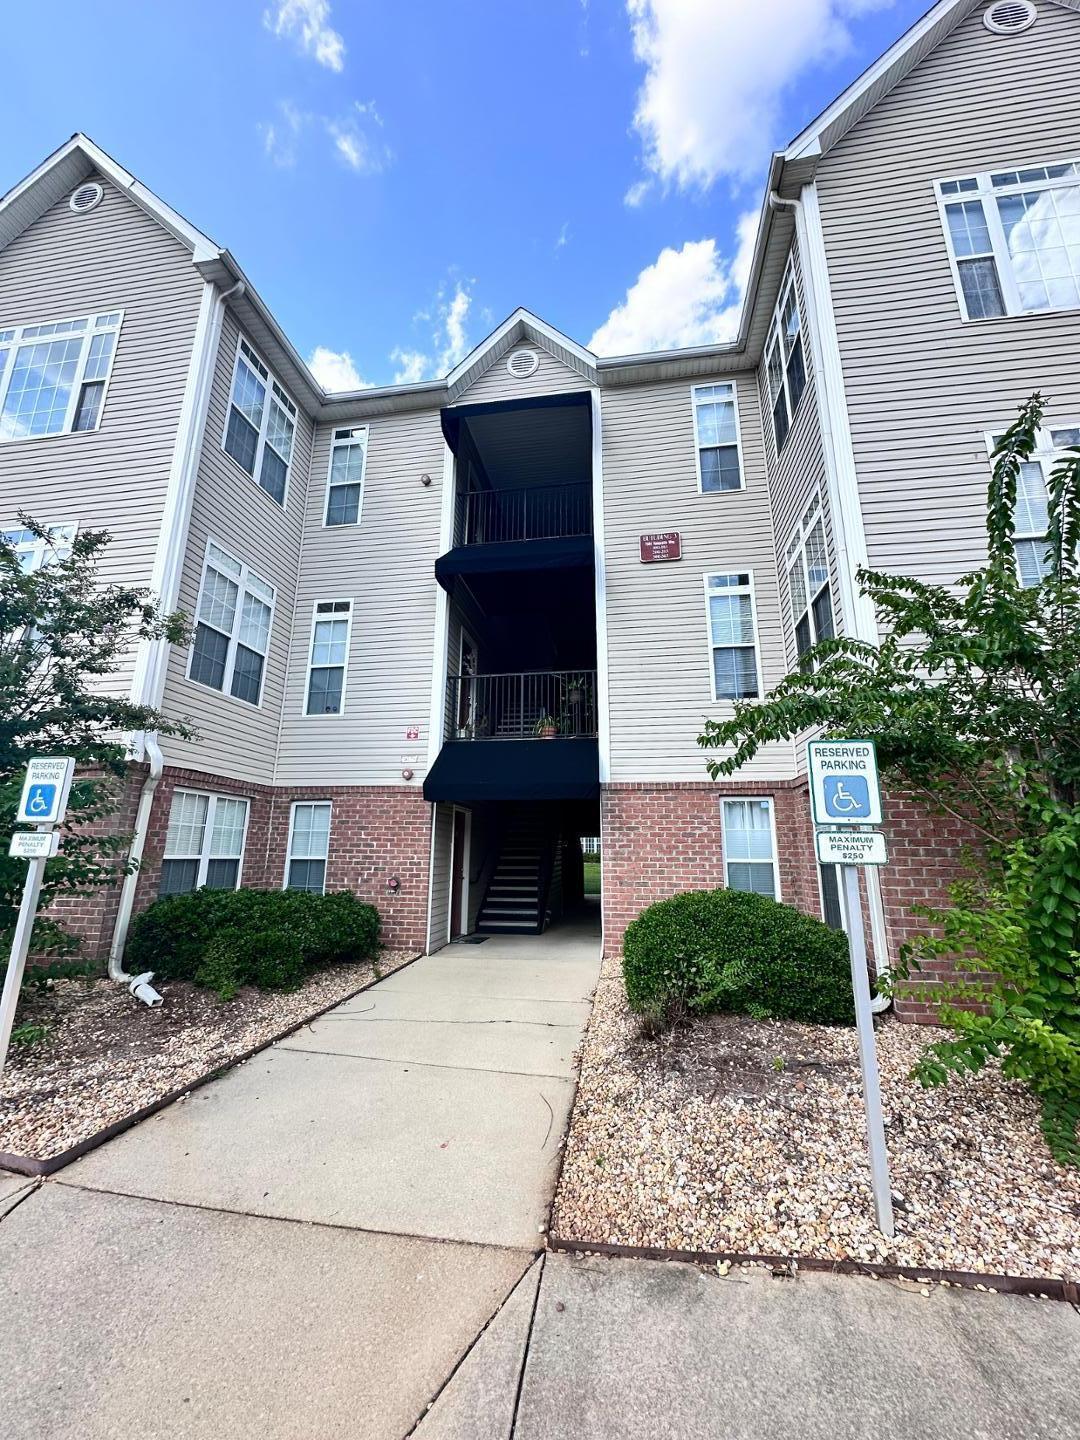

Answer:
[325,426,368,526]
[189,539,276,707]
[692,382,744,492]
[0,311,122,443]
[785,495,835,668]
[984,422,1080,584]
[705,571,761,701]
[764,262,806,452]
[159,790,249,896]
[305,600,352,714]
[222,336,298,506]
[721,797,780,900]
[285,801,331,893]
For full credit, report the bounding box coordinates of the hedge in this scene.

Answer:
[126,887,381,995]
[622,887,855,1027]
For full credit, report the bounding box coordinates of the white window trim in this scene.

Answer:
[2,521,78,571]
[220,333,297,509]
[763,261,805,449]
[283,800,332,893]
[187,535,277,709]
[935,157,1080,323]
[703,570,763,705]
[162,789,250,891]
[784,494,833,663]
[982,421,1080,582]
[303,599,353,717]
[720,796,781,902]
[690,381,745,494]
[0,310,123,445]
[324,425,369,527]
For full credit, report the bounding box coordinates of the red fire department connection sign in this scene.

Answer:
[639,531,682,563]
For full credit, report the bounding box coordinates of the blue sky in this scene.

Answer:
[1,0,928,388]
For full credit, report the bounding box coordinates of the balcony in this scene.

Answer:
[448,670,597,740]
[456,482,592,546]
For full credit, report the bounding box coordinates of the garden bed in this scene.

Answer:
[552,959,1080,1282]
[0,949,418,1167]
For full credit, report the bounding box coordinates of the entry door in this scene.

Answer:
[450,809,469,938]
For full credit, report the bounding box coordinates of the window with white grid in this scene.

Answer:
[721,798,779,899]
[305,600,352,715]
[326,427,368,525]
[705,572,760,701]
[691,384,743,493]
[1,522,77,573]
[938,160,1080,320]
[0,311,122,442]
[763,263,806,452]
[223,337,297,505]
[986,423,1080,586]
[286,802,332,893]
[785,497,835,666]
[189,540,275,705]
[159,791,249,895]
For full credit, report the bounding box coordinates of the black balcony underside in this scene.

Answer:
[423,738,600,803]
[434,534,594,596]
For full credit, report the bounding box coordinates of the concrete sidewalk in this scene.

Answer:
[0,915,603,1439]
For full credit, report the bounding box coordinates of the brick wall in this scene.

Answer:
[130,768,434,951]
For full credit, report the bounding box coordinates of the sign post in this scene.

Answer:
[0,757,74,1075]
[807,740,894,1239]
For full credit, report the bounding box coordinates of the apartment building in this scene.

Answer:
[1,0,1076,1018]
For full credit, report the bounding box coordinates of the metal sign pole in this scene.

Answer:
[0,834,51,1076]
[841,861,894,1238]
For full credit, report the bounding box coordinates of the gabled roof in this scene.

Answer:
[446,309,597,403]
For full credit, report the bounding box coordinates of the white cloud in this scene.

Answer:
[389,280,475,382]
[588,214,757,356]
[308,346,370,391]
[626,0,893,191]
[260,100,307,168]
[327,103,392,174]
[555,221,570,250]
[264,0,345,72]
[623,179,652,208]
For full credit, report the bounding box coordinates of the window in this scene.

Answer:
[692,384,743,492]
[326,427,368,525]
[721,798,779,899]
[705,572,760,701]
[1,522,76,572]
[286,801,331,892]
[0,312,122,442]
[785,497,835,665]
[764,264,807,451]
[189,541,275,706]
[938,161,1080,320]
[223,338,297,505]
[986,423,1080,585]
[819,863,845,931]
[159,790,249,895]
[305,600,352,714]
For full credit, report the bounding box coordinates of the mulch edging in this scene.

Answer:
[547,1233,1080,1305]
[0,951,424,1179]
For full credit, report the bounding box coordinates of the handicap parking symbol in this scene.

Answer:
[25,783,56,818]
[823,774,870,819]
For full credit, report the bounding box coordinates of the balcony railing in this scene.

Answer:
[455,482,592,545]
[448,670,597,740]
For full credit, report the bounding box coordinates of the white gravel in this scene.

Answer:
[552,960,1080,1281]
[0,949,418,1163]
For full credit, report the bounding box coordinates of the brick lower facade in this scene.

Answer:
[601,779,977,1023]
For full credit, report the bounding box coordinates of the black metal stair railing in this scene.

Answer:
[447,669,597,739]
[455,482,592,545]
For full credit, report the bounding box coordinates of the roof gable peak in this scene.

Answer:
[446,308,596,402]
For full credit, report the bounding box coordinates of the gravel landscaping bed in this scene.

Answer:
[0,949,418,1163]
[552,959,1080,1281]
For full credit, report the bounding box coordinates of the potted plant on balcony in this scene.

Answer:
[534,712,559,739]
[562,674,587,708]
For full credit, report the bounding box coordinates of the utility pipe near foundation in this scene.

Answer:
[107,732,164,1006]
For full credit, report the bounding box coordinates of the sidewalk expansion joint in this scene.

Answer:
[273,1044,578,1082]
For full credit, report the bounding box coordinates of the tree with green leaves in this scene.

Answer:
[0,518,190,958]
[698,396,1080,1164]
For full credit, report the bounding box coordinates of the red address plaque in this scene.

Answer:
[639,531,682,563]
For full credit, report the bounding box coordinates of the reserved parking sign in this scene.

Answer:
[807,740,883,826]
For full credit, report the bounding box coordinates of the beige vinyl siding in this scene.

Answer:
[0,174,204,696]
[275,406,446,785]
[427,803,454,951]
[159,310,313,784]
[456,346,588,405]
[815,1,1080,584]
[756,243,845,657]
[602,372,796,781]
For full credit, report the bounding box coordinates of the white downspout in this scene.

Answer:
[769,189,892,1011]
[108,733,164,1005]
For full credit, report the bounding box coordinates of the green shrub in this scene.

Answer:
[622,888,854,1027]
[127,887,381,990]
[196,929,306,1000]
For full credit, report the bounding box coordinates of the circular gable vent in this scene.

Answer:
[69,182,104,214]
[506,348,540,379]
[983,1,1037,34]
